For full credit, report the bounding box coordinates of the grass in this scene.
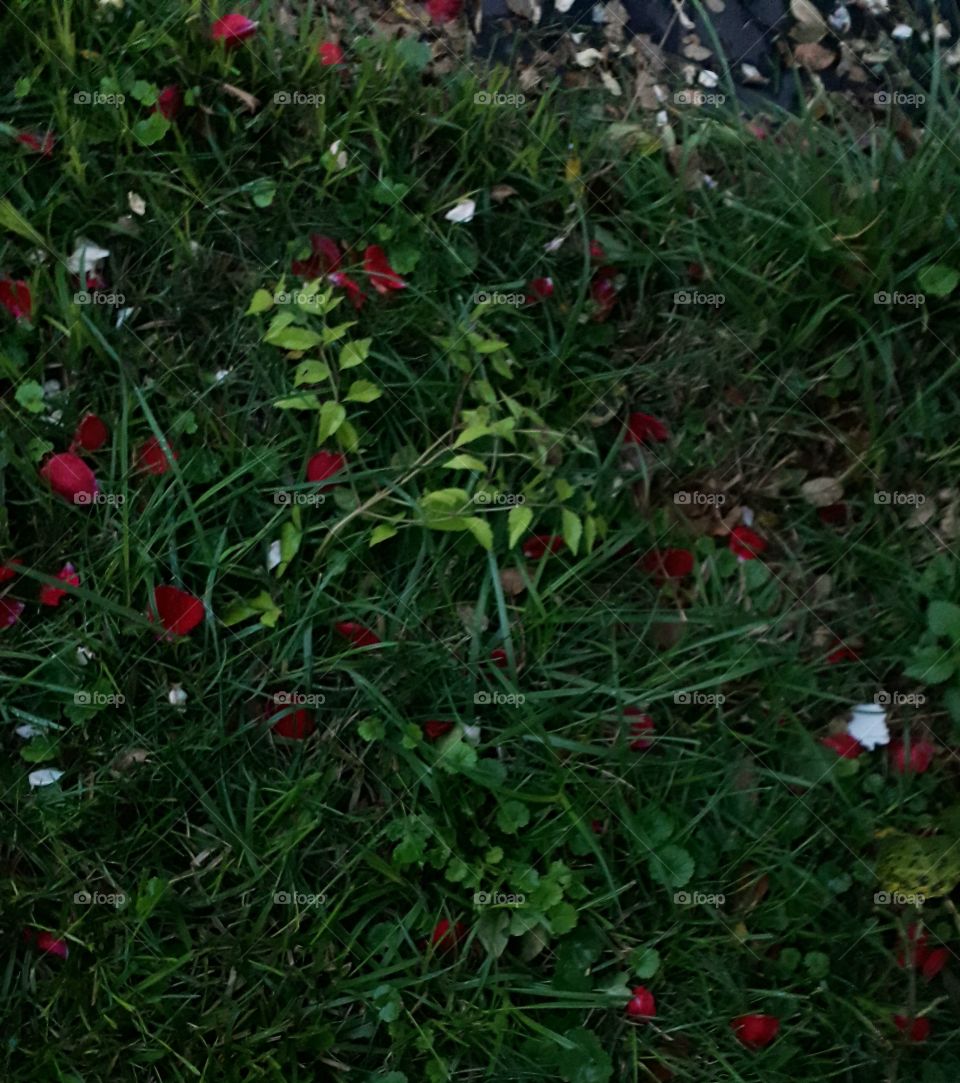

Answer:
[3,2,960,1080]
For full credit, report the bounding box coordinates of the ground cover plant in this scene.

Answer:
[4,1,960,1080]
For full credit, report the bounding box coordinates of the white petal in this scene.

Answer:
[168,684,188,707]
[76,645,95,666]
[15,724,40,739]
[444,199,476,224]
[266,540,283,571]
[213,368,232,384]
[544,235,566,253]
[28,768,64,788]
[66,239,110,277]
[128,191,146,215]
[847,704,889,750]
[462,724,481,745]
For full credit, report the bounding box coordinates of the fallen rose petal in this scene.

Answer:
[306,450,346,487]
[624,412,668,445]
[642,547,694,583]
[0,597,25,628]
[267,699,316,740]
[625,706,655,750]
[729,526,767,561]
[731,1013,780,1049]
[525,277,554,304]
[292,233,342,278]
[24,929,69,958]
[318,41,345,65]
[328,271,365,310]
[40,452,99,505]
[820,733,864,758]
[590,269,618,321]
[522,534,565,560]
[73,413,108,452]
[335,621,380,648]
[889,738,936,774]
[826,641,859,664]
[424,720,454,741]
[16,131,55,157]
[154,84,183,120]
[28,768,64,788]
[137,436,178,475]
[625,985,656,1019]
[153,585,204,637]
[489,647,509,669]
[922,947,949,980]
[0,278,32,321]
[364,245,407,294]
[893,1014,931,1042]
[590,239,607,261]
[0,559,21,582]
[430,917,467,951]
[40,562,79,607]
[211,13,258,46]
[427,0,463,22]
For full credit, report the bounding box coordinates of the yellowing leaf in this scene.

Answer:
[444,454,486,471]
[340,338,372,369]
[562,509,583,556]
[246,288,274,315]
[317,401,347,442]
[345,379,382,403]
[508,505,533,549]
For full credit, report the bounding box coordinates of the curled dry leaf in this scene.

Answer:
[793,42,836,71]
[111,748,151,774]
[220,83,260,112]
[499,568,526,596]
[800,476,843,507]
[490,184,518,203]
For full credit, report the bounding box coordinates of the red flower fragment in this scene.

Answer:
[318,42,345,66]
[152,585,204,637]
[731,1013,780,1049]
[624,412,668,445]
[211,13,258,46]
[522,534,565,560]
[40,563,79,607]
[291,233,342,279]
[335,621,380,648]
[728,526,767,561]
[40,452,98,505]
[625,985,656,1019]
[363,245,406,294]
[641,548,694,584]
[0,278,32,321]
[72,413,109,452]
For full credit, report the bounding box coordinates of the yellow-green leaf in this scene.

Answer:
[421,488,471,512]
[322,321,357,345]
[454,424,493,448]
[336,419,360,452]
[444,454,486,471]
[345,379,382,403]
[275,393,321,410]
[277,521,302,577]
[246,288,274,315]
[464,517,493,551]
[317,401,347,442]
[370,524,399,547]
[555,478,575,501]
[340,337,372,368]
[562,509,582,556]
[508,505,532,548]
[265,326,323,351]
[294,360,331,386]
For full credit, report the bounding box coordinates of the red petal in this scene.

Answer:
[73,413,108,452]
[40,562,79,607]
[893,1014,931,1042]
[327,271,366,310]
[525,277,554,304]
[522,534,565,560]
[318,41,345,65]
[590,270,618,321]
[25,929,69,959]
[624,412,669,445]
[820,733,864,759]
[641,547,694,583]
[292,233,342,278]
[0,597,25,628]
[211,13,258,45]
[423,720,454,741]
[489,647,509,669]
[429,917,467,950]
[729,526,767,560]
[363,245,407,294]
[16,131,55,157]
[154,84,183,120]
[625,985,656,1019]
[137,436,178,475]
[306,450,346,486]
[335,621,380,648]
[731,1014,780,1049]
[40,452,98,505]
[267,700,317,739]
[0,278,32,320]
[922,947,949,980]
[153,585,204,637]
[0,559,21,582]
[889,738,936,774]
[427,0,463,22]
[589,240,607,261]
